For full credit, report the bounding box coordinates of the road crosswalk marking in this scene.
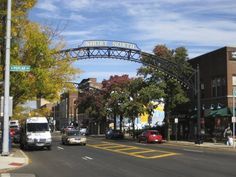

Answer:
[87,142,179,159]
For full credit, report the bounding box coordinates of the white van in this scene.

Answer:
[9,120,20,129]
[20,117,52,150]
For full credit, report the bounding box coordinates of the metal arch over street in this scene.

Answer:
[58,40,195,89]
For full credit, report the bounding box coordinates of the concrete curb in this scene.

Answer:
[0,150,29,173]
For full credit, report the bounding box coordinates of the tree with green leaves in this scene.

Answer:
[138,45,192,140]
[0,0,81,118]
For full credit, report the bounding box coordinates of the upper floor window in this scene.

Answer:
[232,76,236,86]
[212,77,226,97]
[232,52,236,60]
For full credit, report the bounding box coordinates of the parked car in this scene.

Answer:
[138,130,163,143]
[105,129,124,139]
[61,130,86,145]
[79,127,88,135]
[61,125,75,134]
[13,129,21,144]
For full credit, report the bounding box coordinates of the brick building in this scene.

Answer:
[188,46,236,141]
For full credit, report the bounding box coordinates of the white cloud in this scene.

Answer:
[63,0,94,10]
[33,0,236,58]
[119,0,236,55]
[62,31,91,37]
[36,0,58,12]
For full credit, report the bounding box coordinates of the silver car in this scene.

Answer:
[61,130,86,145]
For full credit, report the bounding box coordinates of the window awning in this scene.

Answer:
[205,107,231,118]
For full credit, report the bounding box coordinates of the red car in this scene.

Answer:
[138,130,163,143]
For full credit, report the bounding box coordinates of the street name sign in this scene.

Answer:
[81,40,140,50]
[10,65,31,72]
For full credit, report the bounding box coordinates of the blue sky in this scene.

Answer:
[29,0,236,83]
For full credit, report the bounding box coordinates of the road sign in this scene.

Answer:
[0,96,13,117]
[232,117,236,123]
[174,118,178,123]
[10,65,31,72]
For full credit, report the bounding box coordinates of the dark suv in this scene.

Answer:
[105,129,124,139]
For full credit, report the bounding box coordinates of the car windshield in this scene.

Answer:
[27,123,49,132]
[67,131,80,136]
[150,131,158,135]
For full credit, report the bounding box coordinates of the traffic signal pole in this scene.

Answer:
[196,65,201,144]
[2,0,12,156]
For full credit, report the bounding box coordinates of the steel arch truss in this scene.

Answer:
[58,46,195,89]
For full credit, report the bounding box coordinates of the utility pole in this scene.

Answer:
[196,64,201,144]
[233,87,236,148]
[2,0,12,156]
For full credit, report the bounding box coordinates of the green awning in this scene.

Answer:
[206,107,231,118]
[230,108,236,116]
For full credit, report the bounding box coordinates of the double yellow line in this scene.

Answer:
[88,142,180,159]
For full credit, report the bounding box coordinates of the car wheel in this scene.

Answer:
[47,146,51,150]
[83,143,86,146]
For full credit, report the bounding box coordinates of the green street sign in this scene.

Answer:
[10,65,31,72]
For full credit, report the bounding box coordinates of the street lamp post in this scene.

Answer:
[2,0,12,156]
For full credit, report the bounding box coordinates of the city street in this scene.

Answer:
[12,132,236,177]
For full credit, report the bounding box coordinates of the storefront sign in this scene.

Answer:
[232,117,236,123]
[174,118,178,123]
[81,40,140,50]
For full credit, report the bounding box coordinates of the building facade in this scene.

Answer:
[54,91,78,130]
[187,46,236,141]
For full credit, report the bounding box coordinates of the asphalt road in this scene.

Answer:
[13,133,236,177]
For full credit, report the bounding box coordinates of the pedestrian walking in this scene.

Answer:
[223,125,233,146]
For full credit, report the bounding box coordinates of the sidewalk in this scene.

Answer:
[166,140,236,151]
[89,134,236,151]
[0,147,29,173]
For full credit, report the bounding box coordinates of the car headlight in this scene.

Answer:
[27,137,34,143]
[46,138,52,142]
[68,138,75,141]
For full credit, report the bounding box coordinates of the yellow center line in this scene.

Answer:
[130,150,156,155]
[116,147,138,151]
[87,143,179,159]
[92,143,118,147]
[102,145,127,149]
[146,153,180,159]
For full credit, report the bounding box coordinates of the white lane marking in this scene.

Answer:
[85,156,93,160]
[57,146,64,150]
[82,156,93,160]
[1,174,11,177]
[183,149,203,153]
